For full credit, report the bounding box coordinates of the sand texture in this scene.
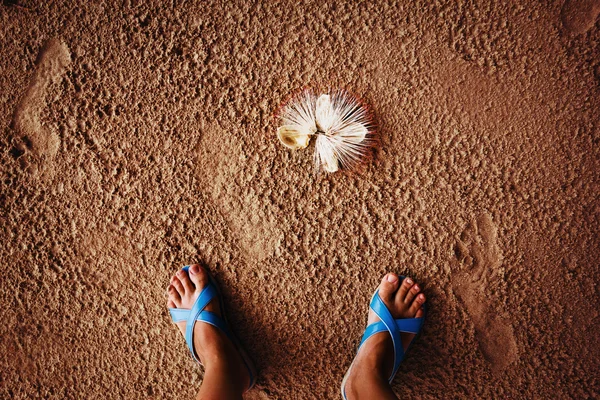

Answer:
[1,0,599,399]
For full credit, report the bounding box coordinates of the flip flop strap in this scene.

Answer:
[171,309,231,333]
[169,308,189,323]
[185,283,217,361]
[368,290,403,382]
[358,297,426,383]
[361,317,424,339]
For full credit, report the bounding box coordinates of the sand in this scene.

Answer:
[0,0,599,398]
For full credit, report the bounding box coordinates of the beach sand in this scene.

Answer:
[0,0,599,398]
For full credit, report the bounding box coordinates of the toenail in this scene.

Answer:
[177,270,183,277]
[413,284,419,291]
[387,274,398,283]
[190,265,199,274]
[405,278,413,284]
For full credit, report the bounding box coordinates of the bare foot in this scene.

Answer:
[167,264,251,393]
[343,273,426,399]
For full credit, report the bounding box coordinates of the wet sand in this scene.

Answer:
[1,0,599,398]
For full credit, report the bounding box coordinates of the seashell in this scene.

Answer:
[313,90,373,171]
[276,125,312,150]
[314,134,339,172]
[277,89,374,172]
[315,94,335,133]
[338,122,367,143]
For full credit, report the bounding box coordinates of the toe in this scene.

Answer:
[415,304,425,318]
[409,293,426,315]
[168,285,181,307]
[188,264,209,292]
[404,282,420,304]
[378,273,400,302]
[177,268,195,293]
[396,276,414,302]
[172,275,185,297]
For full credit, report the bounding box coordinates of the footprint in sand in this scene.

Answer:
[451,213,518,375]
[11,38,71,178]
[561,0,600,35]
[195,124,282,262]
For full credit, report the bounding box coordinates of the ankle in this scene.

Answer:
[201,363,248,398]
[192,323,228,355]
[195,333,250,392]
[351,356,390,384]
[347,367,390,399]
[360,334,394,377]
[193,335,229,366]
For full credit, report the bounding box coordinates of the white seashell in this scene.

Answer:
[279,90,317,134]
[314,134,339,172]
[338,122,367,143]
[314,90,373,171]
[315,94,335,133]
[276,125,312,150]
[277,89,374,172]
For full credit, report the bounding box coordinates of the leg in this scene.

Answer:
[344,274,426,399]
[194,331,246,400]
[167,265,251,400]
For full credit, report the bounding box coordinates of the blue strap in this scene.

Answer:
[360,316,423,340]
[397,317,424,334]
[357,289,427,383]
[170,309,233,335]
[184,284,217,361]
[369,290,404,382]
[198,311,233,340]
[169,308,188,323]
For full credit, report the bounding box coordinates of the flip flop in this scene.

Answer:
[341,276,427,399]
[169,266,257,391]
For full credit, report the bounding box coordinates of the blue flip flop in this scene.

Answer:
[341,276,427,399]
[169,266,257,391]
